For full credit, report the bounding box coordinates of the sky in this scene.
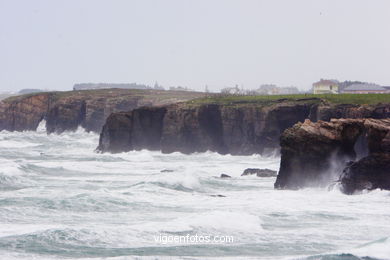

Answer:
[0,0,390,92]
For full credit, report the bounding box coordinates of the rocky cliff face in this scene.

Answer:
[274,118,390,192]
[98,100,316,154]
[98,98,390,155]
[0,93,52,131]
[340,153,390,194]
[0,89,204,134]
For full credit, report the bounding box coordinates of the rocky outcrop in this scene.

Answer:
[98,98,390,155]
[220,174,232,178]
[0,89,204,134]
[241,168,277,177]
[0,93,52,132]
[340,153,390,194]
[274,118,390,191]
[98,99,319,154]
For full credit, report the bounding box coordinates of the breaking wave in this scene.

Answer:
[0,128,389,259]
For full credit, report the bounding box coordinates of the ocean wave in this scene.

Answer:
[0,173,35,191]
[1,128,390,260]
[0,228,109,257]
[345,236,390,260]
[0,192,147,212]
[133,211,264,235]
[300,237,390,260]
[302,253,381,260]
[0,160,36,190]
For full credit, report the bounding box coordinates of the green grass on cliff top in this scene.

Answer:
[4,90,389,106]
[189,93,390,106]
[3,88,205,103]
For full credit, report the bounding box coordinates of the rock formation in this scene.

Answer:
[0,89,204,134]
[98,98,390,155]
[98,99,317,154]
[340,153,390,194]
[220,174,232,178]
[274,118,390,192]
[241,168,277,177]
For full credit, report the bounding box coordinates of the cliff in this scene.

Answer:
[98,95,390,155]
[0,89,204,134]
[274,118,390,193]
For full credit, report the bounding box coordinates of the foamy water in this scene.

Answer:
[0,122,389,260]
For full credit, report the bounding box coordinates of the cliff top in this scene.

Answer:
[3,91,389,109]
[2,88,206,105]
[187,94,390,107]
[0,88,207,133]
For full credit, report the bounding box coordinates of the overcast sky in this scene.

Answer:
[1,0,390,92]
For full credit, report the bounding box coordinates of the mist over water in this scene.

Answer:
[0,123,389,260]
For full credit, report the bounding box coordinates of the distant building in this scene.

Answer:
[276,86,300,95]
[342,83,390,94]
[224,84,301,96]
[73,83,152,91]
[337,80,367,93]
[256,84,278,95]
[313,79,339,94]
[18,89,44,94]
[253,85,300,95]
[168,86,196,92]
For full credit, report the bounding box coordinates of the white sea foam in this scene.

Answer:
[36,120,46,133]
[0,129,389,260]
[184,210,264,232]
[348,236,390,259]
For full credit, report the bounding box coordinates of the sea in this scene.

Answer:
[0,121,389,260]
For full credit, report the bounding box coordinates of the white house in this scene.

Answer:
[313,79,339,94]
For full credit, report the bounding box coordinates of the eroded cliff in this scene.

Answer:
[98,96,390,155]
[274,118,390,192]
[0,89,204,134]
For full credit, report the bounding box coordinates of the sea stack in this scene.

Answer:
[275,118,390,193]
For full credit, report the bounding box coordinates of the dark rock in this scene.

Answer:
[275,118,390,190]
[97,99,316,154]
[0,93,50,132]
[46,100,86,133]
[98,112,133,153]
[241,168,277,177]
[97,98,390,155]
[161,169,174,173]
[256,170,277,177]
[220,174,231,178]
[210,194,226,197]
[0,89,205,134]
[160,104,228,154]
[340,153,390,194]
[131,107,167,150]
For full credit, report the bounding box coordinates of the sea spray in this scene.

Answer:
[0,129,389,259]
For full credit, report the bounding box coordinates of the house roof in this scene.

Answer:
[344,83,387,91]
[313,79,339,86]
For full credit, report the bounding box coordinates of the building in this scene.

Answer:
[252,84,300,95]
[73,83,152,91]
[342,83,390,94]
[168,86,193,91]
[313,79,339,94]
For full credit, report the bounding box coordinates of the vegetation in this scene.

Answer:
[2,88,205,104]
[314,93,390,104]
[188,93,390,106]
[3,89,389,106]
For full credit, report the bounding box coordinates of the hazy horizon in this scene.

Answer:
[1,0,390,92]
